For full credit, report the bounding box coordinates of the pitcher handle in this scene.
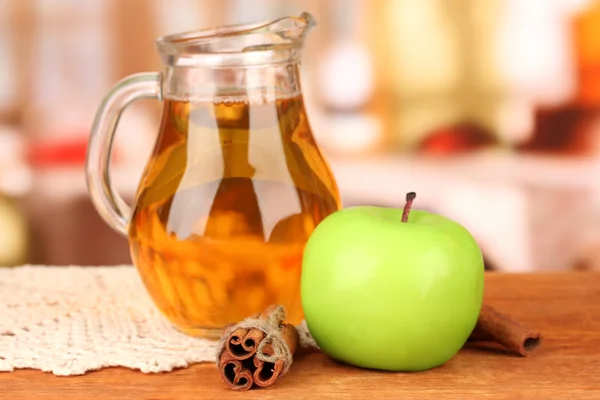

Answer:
[86,72,162,235]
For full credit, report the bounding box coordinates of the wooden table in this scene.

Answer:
[2,272,599,399]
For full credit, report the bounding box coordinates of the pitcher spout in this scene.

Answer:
[241,11,317,51]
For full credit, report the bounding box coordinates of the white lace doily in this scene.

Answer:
[0,265,317,376]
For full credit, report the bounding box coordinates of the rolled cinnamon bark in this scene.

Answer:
[216,305,299,391]
[219,350,254,391]
[224,327,253,359]
[253,323,299,387]
[468,304,543,356]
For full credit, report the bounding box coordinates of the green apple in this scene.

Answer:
[300,192,485,372]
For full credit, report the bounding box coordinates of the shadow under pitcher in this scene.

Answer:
[85,13,341,339]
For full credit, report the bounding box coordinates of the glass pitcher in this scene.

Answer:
[86,13,341,339]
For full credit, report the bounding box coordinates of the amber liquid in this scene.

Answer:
[128,94,341,338]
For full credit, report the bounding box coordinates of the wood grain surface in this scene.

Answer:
[2,272,599,400]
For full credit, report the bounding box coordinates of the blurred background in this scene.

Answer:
[1,0,600,272]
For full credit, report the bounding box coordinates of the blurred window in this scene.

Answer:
[0,0,17,110]
[32,0,111,108]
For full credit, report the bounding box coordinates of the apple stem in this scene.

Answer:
[402,192,416,223]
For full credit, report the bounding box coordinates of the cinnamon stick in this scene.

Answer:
[218,350,254,391]
[253,323,299,387]
[468,304,543,356]
[216,305,299,391]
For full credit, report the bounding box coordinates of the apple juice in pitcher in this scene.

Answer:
[127,94,340,336]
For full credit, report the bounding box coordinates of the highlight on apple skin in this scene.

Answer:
[300,192,485,372]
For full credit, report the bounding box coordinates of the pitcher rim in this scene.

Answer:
[155,12,316,56]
